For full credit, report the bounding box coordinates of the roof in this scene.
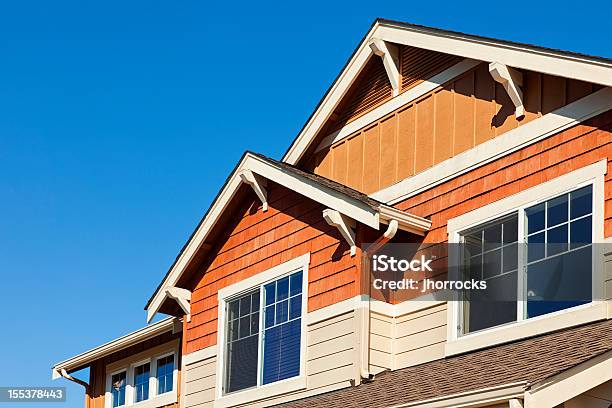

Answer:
[282,18,612,166]
[274,319,612,408]
[145,151,431,320]
[51,317,179,379]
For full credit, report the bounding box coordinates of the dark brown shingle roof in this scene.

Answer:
[275,319,612,408]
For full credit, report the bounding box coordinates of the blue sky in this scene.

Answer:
[0,1,610,407]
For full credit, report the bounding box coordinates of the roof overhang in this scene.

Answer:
[51,317,180,379]
[145,152,431,322]
[282,19,612,166]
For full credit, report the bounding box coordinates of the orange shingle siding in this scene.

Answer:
[184,184,360,354]
[395,110,612,243]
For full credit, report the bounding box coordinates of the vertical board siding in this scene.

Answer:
[313,63,601,194]
[185,184,359,354]
[322,47,463,134]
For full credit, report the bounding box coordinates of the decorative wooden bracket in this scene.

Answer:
[369,38,401,97]
[322,209,356,256]
[165,287,192,322]
[239,170,268,212]
[489,62,525,118]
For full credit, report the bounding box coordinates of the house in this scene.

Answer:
[52,19,612,408]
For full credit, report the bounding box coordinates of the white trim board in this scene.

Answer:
[315,59,479,152]
[282,19,612,165]
[371,87,612,205]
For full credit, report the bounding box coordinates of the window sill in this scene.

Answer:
[128,391,177,408]
[445,301,608,357]
[213,376,306,408]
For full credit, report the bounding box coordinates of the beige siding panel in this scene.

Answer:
[362,125,381,193]
[307,348,354,375]
[369,348,392,373]
[397,106,416,180]
[395,325,447,352]
[396,308,447,339]
[370,332,392,353]
[415,95,435,173]
[453,72,475,155]
[183,356,216,408]
[308,332,353,360]
[307,365,355,389]
[379,115,398,186]
[434,87,454,165]
[346,135,364,191]
[395,341,446,368]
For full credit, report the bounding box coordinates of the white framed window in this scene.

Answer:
[215,253,310,407]
[446,160,607,355]
[104,344,178,408]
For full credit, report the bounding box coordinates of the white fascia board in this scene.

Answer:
[282,23,379,165]
[379,205,432,236]
[375,23,612,88]
[51,317,178,379]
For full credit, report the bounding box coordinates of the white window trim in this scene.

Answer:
[215,253,310,408]
[446,159,607,356]
[104,345,179,408]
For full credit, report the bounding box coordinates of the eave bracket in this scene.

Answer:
[165,287,192,322]
[489,62,525,118]
[322,209,357,256]
[369,38,400,97]
[239,169,268,212]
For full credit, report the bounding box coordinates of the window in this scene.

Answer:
[460,185,593,334]
[222,269,304,395]
[133,362,150,403]
[111,371,127,408]
[156,355,174,395]
[105,349,177,408]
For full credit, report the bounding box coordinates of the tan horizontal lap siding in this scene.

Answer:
[394,110,612,244]
[313,63,601,194]
[183,355,216,408]
[185,184,359,354]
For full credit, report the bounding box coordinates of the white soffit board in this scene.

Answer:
[282,20,612,166]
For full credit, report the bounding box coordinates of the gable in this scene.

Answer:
[309,63,603,194]
[282,19,612,168]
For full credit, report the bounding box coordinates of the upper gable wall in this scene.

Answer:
[306,62,601,195]
[321,45,461,136]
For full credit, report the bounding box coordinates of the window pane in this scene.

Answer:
[156,355,174,395]
[265,282,275,306]
[503,243,518,272]
[464,272,517,333]
[570,216,592,249]
[228,300,239,321]
[275,300,288,324]
[527,232,545,262]
[251,292,260,312]
[483,249,502,279]
[484,223,502,251]
[277,277,289,301]
[225,290,259,394]
[289,295,302,319]
[134,363,150,402]
[547,194,568,227]
[464,232,482,256]
[111,372,126,408]
[290,272,303,297]
[262,271,303,385]
[503,218,518,243]
[526,203,545,234]
[527,246,591,318]
[547,224,568,256]
[570,185,592,219]
[265,305,275,328]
